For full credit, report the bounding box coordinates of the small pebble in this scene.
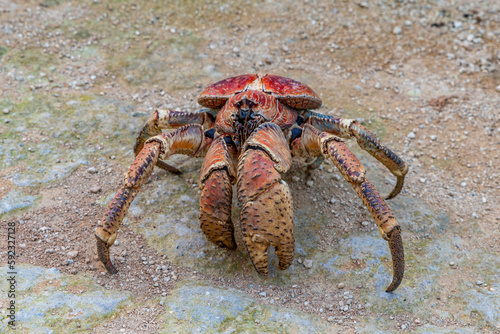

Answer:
[19,243,26,248]
[292,176,300,182]
[87,167,97,174]
[338,282,345,289]
[45,249,54,254]
[476,281,483,286]
[90,186,101,193]
[67,250,78,258]
[430,135,437,141]
[259,292,267,297]
[361,221,370,226]
[401,324,407,330]
[2,108,10,114]
[303,259,313,269]
[449,261,455,266]
[496,85,500,92]
[414,319,421,324]
[407,132,416,139]
[393,26,402,35]
[306,180,314,187]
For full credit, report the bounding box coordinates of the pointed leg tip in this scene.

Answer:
[156,160,182,174]
[96,235,118,274]
[386,227,405,293]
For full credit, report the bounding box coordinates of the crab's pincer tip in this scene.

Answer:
[96,235,118,274]
[385,227,405,292]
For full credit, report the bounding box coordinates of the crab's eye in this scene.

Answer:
[235,101,242,108]
[247,101,256,108]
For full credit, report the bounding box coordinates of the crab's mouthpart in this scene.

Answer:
[234,98,264,143]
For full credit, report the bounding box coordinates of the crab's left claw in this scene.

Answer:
[237,123,295,274]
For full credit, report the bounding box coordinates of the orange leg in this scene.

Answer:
[305,112,408,199]
[291,124,405,292]
[134,109,216,174]
[95,124,211,274]
[237,123,295,275]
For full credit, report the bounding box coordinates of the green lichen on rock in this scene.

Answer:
[0,265,132,333]
[159,280,331,333]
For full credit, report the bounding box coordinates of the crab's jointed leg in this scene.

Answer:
[291,124,405,292]
[305,111,408,199]
[134,109,216,174]
[95,124,211,274]
[198,135,238,250]
[237,123,295,275]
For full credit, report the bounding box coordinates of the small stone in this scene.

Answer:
[414,319,421,324]
[90,186,101,194]
[407,132,416,139]
[87,167,97,174]
[68,250,78,258]
[461,182,467,187]
[449,261,455,266]
[393,26,402,35]
[45,249,54,254]
[420,178,426,184]
[327,316,335,322]
[306,180,314,187]
[292,176,300,182]
[19,243,26,248]
[361,221,370,226]
[2,108,10,114]
[430,135,437,141]
[472,213,478,219]
[303,259,313,269]
[330,197,337,204]
[453,21,463,28]
[476,280,483,286]
[259,292,267,297]
[496,85,500,93]
[358,2,368,8]
[401,324,407,330]
[338,282,345,289]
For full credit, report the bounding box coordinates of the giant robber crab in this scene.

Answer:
[95,74,408,292]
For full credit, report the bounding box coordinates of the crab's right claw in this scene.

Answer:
[96,235,118,274]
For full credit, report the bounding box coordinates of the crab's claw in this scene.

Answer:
[237,123,295,274]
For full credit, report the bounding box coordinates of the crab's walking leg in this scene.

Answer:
[305,111,408,199]
[198,135,238,249]
[237,123,295,275]
[291,125,404,292]
[134,109,216,173]
[95,124,211,274]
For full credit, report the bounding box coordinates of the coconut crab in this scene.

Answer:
[95,74,408,292]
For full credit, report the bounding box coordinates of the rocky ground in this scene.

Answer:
[0,0,499,333]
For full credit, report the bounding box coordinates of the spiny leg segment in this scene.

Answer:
[134,109,216,174]
[305,111,408,199]
[95,124,212,274]
[291,124,405,292]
